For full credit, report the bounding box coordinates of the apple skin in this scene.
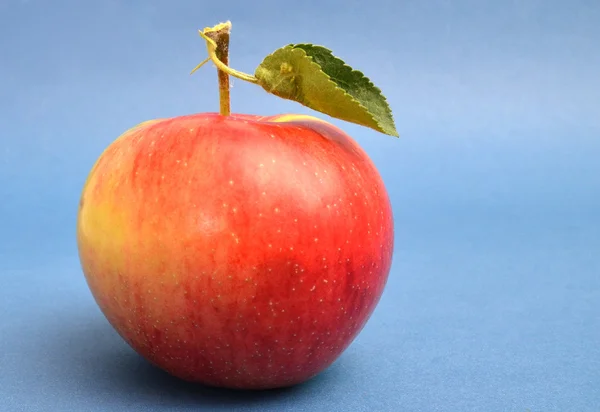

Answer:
[76,112,394,390]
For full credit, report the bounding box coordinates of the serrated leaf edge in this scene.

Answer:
[291,43,398,137]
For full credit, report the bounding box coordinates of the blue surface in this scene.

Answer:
[2,1,599,411]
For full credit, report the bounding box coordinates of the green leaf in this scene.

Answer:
[254,44,398,137]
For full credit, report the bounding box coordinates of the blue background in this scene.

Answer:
[1,0,599,410]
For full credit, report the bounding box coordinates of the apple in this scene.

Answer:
[77,112,394,389]
[77,20,398,390]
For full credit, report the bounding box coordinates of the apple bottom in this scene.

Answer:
[114,315,362,390]
[81,243,391,390]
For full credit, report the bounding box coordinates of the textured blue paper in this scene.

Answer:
[2,1,599,411]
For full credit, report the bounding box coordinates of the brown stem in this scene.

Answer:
[203,22,232,116]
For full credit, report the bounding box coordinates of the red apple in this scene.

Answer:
[76,112,394,389]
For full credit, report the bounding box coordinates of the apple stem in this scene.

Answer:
[203,22,232,116]
[191,22,259,116]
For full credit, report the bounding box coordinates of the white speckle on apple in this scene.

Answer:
[310,285,316,292]
[228,179,234,185]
